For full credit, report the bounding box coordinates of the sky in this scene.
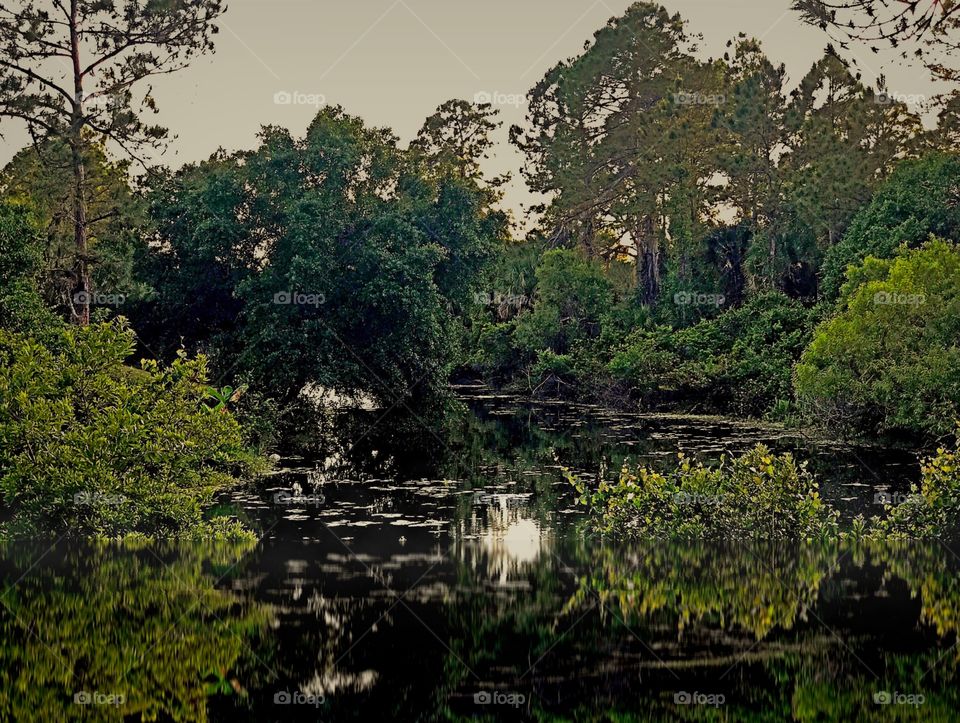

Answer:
[0,0,941,226]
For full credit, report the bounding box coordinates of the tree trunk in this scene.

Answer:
[636,215,660,305]
[70,140,89,325]
[69,0,89,325]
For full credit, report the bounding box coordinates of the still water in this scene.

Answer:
[1,387,957,722]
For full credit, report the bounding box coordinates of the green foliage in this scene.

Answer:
[872,434,960,540]
[780,50,921,260]
[607,293,814,415]
[468,248,617,388]
[821,153,960,299]
[0,201,57,335]
[0,319,260,539]
[570,445,839,540]
[795,238,960,439]
[512,3,923,304]
[138,108,507,408]
[0,141,150,313]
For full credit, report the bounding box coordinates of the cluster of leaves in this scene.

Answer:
[575,433,960,542]
[0,202,58,335]
[871,434,960,541]
[608,292,816,416]
[569,445,839,541]
[796,238,960,440]
[0,319,260,539]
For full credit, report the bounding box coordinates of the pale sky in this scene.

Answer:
[0,0,941,226]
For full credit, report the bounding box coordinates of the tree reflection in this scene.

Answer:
[0,538,272,722]
[436,537,960,720]
[566,540,839,639]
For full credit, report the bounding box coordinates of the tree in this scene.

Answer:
[795,238,960,440]
[0,0,225,324]
[138,107,508,410]
[411,99,506,190]
[1,139,147,314]
[511,2,724,304]
[718,37,790,288]
[793,0,960,84]
[821,152,960,298]
[783,48,922,248]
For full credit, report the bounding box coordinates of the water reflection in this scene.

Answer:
[0,538,271,722]
[0,391,955,721]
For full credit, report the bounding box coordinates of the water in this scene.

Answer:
[2,387,957,722]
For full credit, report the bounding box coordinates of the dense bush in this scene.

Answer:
[0,319,260,539]
[607,293,815,415]
[795,238,960,440]
[468,248,622,384]
[570,445,839,540]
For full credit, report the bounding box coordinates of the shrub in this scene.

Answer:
[0,319,261,539]
[606,293,814,415]
[871,433,960,540]
[795,238,960,440]
[530,349,576,392]
[570,445,839,540]
[508,249,613,362]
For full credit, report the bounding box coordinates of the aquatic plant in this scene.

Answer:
[569,445,839,541]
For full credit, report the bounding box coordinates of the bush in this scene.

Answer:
[795,238,960,440]
[0,319,261,539]
[871,433,960,540]
[570,445,839,540]
[606,293,814,415]
[510,249,613,360]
